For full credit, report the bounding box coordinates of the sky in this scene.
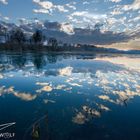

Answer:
[0,0,140,50]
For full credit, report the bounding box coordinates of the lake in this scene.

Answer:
[0,52,140,140]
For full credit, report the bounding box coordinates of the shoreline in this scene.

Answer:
[0,43,140,55]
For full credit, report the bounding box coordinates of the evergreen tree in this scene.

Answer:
[10,29,25,44]
[32,30,43,44]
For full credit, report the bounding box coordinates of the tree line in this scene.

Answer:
[1,28,97,52]
[0,28,76,51]
[9,29,45,44]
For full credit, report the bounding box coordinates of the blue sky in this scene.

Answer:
[0,0,139,30]
[0,0,140,49]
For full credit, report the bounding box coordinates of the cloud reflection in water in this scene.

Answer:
[0,53,140,127]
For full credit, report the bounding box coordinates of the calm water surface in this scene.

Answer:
[0,52,140,140]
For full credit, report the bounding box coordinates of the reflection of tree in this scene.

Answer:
[0,52,97,72]
[9,54,27,68]
[47,54,58,64]
[32,53,46,69]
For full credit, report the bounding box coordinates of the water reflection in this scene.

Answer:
[0,52,140,140]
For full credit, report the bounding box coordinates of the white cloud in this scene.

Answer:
[83,1,90,5]
[0,0,8,5]
[0,13,10,21]
[70,11,107,28]
[56,5,68,12]
[60,23,74,35]
[33,0,53,14]
[109,0,121,3]
[36,85,53,93]
[71,11,107,20]
[36,82,50,86]
[122,0,140,11]
[106,17,117,26]
[33,9,50,14]
[65,3,76,10]
[33,0,69,14]
[13,92,37,101]
[72,112,88,125]
[0,86,37,101]
[71,11,88,17]
[110,8,123,15]
[0,74,4,79]
[18,18,29,24]
[44,99,56,104]
[59,66,73,76]
[3,16,9,20]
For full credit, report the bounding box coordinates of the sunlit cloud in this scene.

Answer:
[122,0,140,11]
[98,95,116,103]
[13,92,37,101]
[99,104,111,111]
[82,106,101,117]
[36,85,53,93]
[59,66,73,76]
[72,105,101,125]
[60,23,74,35]
[33,0,69,14]
[0,86,37,101]
[72,112,88,125]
